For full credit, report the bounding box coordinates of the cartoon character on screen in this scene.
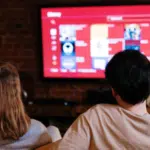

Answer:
[129,25,136,40]
[125,24,141,40]
[134,27,141,40]
[124,28,130,40]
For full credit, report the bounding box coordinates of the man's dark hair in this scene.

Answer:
[105,50,150,105]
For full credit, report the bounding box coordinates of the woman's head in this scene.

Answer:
[0,62,30,140]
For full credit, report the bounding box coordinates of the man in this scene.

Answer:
[55,50,150,149]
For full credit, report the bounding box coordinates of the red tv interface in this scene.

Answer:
[41,5,150,79]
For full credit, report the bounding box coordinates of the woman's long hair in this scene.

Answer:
[0,62,31,140]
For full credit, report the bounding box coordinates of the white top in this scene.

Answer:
[0,119,51,150]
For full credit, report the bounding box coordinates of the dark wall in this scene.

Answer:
[0,0,147,102]
[0,0,104,102]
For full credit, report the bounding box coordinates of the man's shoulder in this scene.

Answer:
[87,104,119,112]
[83,104,120,119]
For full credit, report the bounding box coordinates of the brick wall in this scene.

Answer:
[1,0,143,102]
[0,0,105,102]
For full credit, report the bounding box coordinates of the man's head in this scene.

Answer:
[105,50,150,105]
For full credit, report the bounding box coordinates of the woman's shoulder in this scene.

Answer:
[19,119,49,140]
[20,119,51,147]
[30,119,46,127]
[28,119,48,134]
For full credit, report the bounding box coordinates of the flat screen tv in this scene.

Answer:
[40,5,150,79]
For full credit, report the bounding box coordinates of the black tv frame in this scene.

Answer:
[37,1,150,83]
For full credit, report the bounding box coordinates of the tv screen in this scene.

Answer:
[40,5,150,79]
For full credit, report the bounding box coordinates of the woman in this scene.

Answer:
[0,62,51,149]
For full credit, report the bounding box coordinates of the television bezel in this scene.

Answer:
[38,1,150,83]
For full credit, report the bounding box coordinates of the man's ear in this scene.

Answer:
[112,88,117,97]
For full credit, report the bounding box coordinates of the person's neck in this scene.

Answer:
[116,97,148,116]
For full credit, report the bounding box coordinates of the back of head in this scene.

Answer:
[105,50,150,105]
[0,62,30,140]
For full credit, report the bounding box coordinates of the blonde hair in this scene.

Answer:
[0,62,31,140]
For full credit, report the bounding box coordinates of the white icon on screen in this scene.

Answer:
[51,41,57,45]
[50,29,57,36]
[52,55,57,61]
[93,59,106,70]
[63,42,74,55]
[62,59,75,69]
[52,46,57,51]
[50,68,58,72]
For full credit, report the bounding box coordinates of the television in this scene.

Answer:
[40,5,150,79]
